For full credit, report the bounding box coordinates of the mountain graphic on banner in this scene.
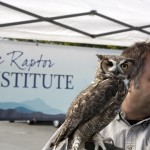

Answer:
[0,98,63,115]
[21,98,64,114]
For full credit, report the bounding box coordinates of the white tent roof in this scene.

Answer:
[0,0,150,46]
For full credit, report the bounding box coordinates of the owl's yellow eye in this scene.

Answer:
[121,64,128,69]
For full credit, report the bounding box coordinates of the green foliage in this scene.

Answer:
[5,38,126,50]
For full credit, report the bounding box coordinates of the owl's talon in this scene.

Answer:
[93,133,107,150]
[103,137,114,145]
[72,136,81,150]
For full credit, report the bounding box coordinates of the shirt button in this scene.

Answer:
[130,129,133,131]
[127,145,132,150]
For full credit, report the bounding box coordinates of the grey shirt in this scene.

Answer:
[42,112,150,150]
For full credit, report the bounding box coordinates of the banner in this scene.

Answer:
[0,40,122,122]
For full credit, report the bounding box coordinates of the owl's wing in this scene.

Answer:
[75,79,127,139]
[51,78,121,147]
[67,78,120,121]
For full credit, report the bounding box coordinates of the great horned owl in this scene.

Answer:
[50,54,135,150]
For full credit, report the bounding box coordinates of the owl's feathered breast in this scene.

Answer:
[66,77,125,127]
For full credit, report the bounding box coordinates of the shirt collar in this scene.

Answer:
[116,110,126,121]
[116,110,150,126]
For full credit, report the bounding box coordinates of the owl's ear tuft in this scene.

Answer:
[96,54,104,60]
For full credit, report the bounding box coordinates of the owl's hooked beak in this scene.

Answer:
[115,68,127,79]
[113,68,125,79]
[115,68,120,75]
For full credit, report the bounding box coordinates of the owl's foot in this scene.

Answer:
[103,137,114,145]
[72,135,81,150]
[93,133,107,150]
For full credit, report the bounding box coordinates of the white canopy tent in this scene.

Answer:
[0,0,150,46]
